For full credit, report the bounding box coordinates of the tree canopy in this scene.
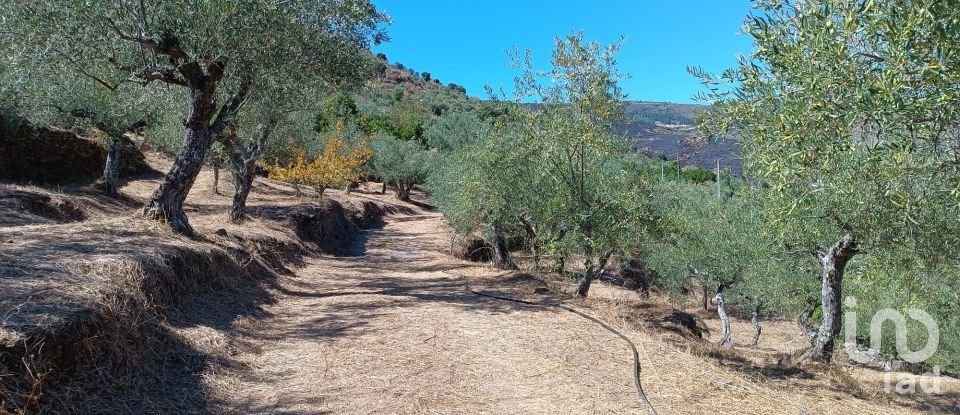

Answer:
[693,0,960,361]
[3,0,388,234]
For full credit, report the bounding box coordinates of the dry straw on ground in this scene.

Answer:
[2,154,958,414]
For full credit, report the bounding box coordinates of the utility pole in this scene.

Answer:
[716,159,721,198]
[676,154,680,180]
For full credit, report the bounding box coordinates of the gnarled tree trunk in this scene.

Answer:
[229,162,255,222]
[142,84,218,236]
[716,290,733,347]
[143,76,235,235]
[798,299,819,341]
[553,256,566,274]
[489,222,516,270]
[396,181,413,201]
[211,160,221,195]
[61,111,142,198]
[142,62,250,236]
[575,251,612,297]
[221,119,277,223]
[101,137,122,197]
[703,283,710,311]
[805,234,859,362]
[517,214,539,270]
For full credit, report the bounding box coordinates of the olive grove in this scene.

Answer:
[694,0,960,361]
[3,0,387,235]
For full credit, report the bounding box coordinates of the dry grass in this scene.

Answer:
[2,152,958,413]
[527,276,960,414]
[204,206,959,414]
[0,154,410,413]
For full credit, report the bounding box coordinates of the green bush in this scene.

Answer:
[679,167,715,184]
[315,93,359,132]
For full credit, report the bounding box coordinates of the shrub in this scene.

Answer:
[266,138,372,198]
[315,93,360,133]
[679,167,715,184]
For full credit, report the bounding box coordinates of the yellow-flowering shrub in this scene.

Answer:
[266,138,372,198]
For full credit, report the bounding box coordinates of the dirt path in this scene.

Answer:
[202,209,949,415]
[5,162,949,414]
[208,211,645,414]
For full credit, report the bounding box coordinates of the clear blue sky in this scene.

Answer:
[371,1,755,104]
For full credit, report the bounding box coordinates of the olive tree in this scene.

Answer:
[643,182,813,347]
[4,0,387,235]
[511,33,655,296]
[218,74,342,222]
[432,34,654,292]
[429,120,540,269]
[369,134,433,201]
[695,0,960,361]
[0,60,162,196]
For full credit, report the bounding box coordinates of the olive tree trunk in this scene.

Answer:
[221,119,277,223]
[751,304,762,346]
[101,137,122,197]
[716,291,733,347]
[490,222,517,270]
[229,164,255,222]
[574,251,612,297]
[141,90,217,236]
[798,300,819,341]
[211,160,221,195]
[61,111,142,199]
[396,181,413,201]
[703,283,710,311]
[517,214,539,270]
[805,234,859,362]
[553,256,566,274]
[142,63,250,236]
[381,181,388,194]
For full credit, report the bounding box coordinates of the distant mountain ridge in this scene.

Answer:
[367,58,740,175]
[618,101,742,175]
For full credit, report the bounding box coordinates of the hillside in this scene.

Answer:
[1,154,956,413]
[4,3,958,413]
[365,64,743,176]
[0,74,955,414]
[619,101,742,176]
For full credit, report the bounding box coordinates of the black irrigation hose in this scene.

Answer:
[460,278,659,415]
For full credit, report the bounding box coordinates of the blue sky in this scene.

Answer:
[372,1,755,104]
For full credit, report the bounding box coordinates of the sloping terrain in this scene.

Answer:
[200,209,959,415]
[0,154,411,413]
[1,155,957,414]
[619,101,742,175]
